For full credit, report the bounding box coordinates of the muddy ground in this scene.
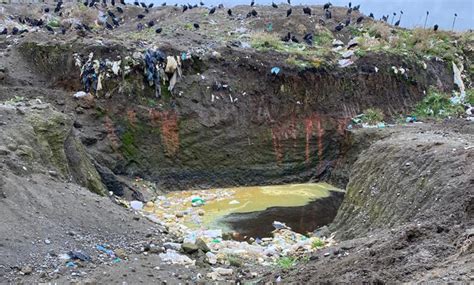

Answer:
[0,2,473,284]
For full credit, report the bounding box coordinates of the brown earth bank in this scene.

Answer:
[0,2,473,284]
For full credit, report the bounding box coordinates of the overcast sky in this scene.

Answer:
[149,0,473,31]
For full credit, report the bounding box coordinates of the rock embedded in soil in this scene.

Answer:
[182,243,199,254]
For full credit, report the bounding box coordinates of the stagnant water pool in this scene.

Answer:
[145,183,344,238]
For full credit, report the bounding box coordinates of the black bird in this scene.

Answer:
[120,0,126,5]
[140,2,146,8]
[282,32,291,42]
[193,23,200,29]
[382,15,388,22]
[19,29,28,35]
[46,25,54,33]
[148,20,154,27]
[287,0,291,4]
[45,7,50,13]
[108,10,116,18]
[111,0,115,6]
[291,35,299,43]
[323,2,332,10]
[303,32,313,45]
[433,24,439,31]
[348,2,351,8]
[325,9,331,19]
[193,4,198,8]
[250,0,254,7]
[347,8,352,14]
[335,23,344,31]
[148,3,153,8]
[112,17,120,26]
[155,27,162,33]
[61,27,66,34]
[1,28,7,35]
[209,7,216,14]
[82,24,92,32]
[369,13,374,18]
[137,14,145,19]
[319,19,325,25]
[89,1,95,7]
[394,19,400,26]
[272,2,278,8]
[356,16,363,23]
[353,4,360,11]
[182,5,188,12]
[251,9,258,17]
[162,2,166,6]
[345,18,350,26]
[102,0,107,6]
[227,9,232,16]
[303,7,311,16]
[188,3,193,9]
[287,8,292,17]
[106,22,113,30]
[134,1,139,6]
[117,7,123,13]
[12,27,19,35]
[145,8,149,13]
[200,1,204,5]
[83,1,88,7]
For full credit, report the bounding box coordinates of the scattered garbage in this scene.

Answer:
[96,244,115,257]
[228,200,240,205]
[452,62,465,97]
[191,196,205,207]
[405,116,417,123]
[159,250,195,266]
[73,91,88,98]
[68,251,92,262]
[338,59,353,68]
[130,200,144,210]
[271,67,280,75]
[341,50,354,58]
[66,261,77,268]
[272,221,290,230]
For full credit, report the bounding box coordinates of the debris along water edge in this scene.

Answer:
[125,183,339,268]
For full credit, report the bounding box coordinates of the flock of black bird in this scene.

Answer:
[0,1,457,38]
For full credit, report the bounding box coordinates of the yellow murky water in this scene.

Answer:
[145,183,341,231]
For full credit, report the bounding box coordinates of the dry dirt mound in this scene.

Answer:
[265,123,474,283]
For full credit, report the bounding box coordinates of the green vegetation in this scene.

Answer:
[4,96,25,104]
[250,32,333,64]
[466,89,474,105]
[311,238,325,249]
[413,88,464,119]
[276,256,297,269]
[226,254,243,267]
[361,108,384,125]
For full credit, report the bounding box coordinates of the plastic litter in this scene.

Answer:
[271,67,280,75]
[159,250,195,265]
[130,200,144,210]
[66,261,77,268]
[68,251,91,262]
[338,59,353,68]
[191,196,205,207]
[272,221,290,230]
[228,200,240,205]
[452,62,465,97]
[73,91,88,98]
[96,245,115,257]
